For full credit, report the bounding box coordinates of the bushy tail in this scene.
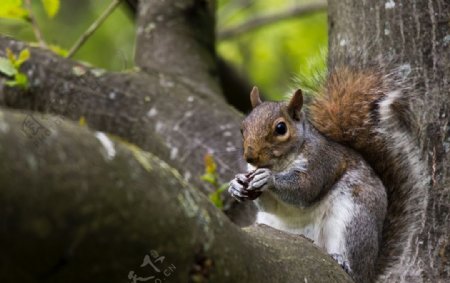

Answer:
[308,65,429,281]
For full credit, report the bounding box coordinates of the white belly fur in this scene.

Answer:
[255,187,356,257]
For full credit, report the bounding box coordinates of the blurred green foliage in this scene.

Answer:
[0,0,327,99]
[218,0,328,99]
[0,0,134,71]
[0,47,30,88]
[201,153,229,209]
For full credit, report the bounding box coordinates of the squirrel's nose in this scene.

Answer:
[244,147,258,164]
[245,156,256,164]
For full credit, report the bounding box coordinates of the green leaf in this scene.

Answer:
[0,0,28,20]
[0,57,17,77]
[204,153,217,174]
[6,48,16,64]
[48,44,68,57]
[15,48,30,67]
[217,183,229,193]
[208,182,228,209]
[5,73,28,89]
[78,116,87,127]
[200,173,216,185]
[14,72,29,88]
[209,191,223,209]
[5,80,18,87]
[41,0,60,18]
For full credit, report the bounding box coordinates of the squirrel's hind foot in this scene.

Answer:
[330,253,352,275]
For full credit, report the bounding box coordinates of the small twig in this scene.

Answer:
[218,0,254,26]
[67,0,122,58]
[218,2,327,40]
[24,0,47,48]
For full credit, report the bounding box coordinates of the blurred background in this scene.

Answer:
[0,0,327,99]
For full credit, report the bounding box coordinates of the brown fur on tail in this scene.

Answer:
[307,65,429,281]
[308,67,385,151]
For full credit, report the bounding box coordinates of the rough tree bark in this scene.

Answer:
[328,1,449,281]
[0,0,447,282]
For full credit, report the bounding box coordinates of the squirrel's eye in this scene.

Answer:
[275,122,287,135]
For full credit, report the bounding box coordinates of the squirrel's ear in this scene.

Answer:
[250,86,262,108]
[287,89,303,120]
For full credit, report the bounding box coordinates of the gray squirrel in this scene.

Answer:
[228,65,428,282]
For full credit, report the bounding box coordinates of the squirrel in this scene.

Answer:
[228,64,428,282]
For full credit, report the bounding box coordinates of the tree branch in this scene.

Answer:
[67,0,122,58]
[0,108,352,282]
[0,35,255,225]
[135,0,220,96]
[24,0,47,48]
[121,0,256,112]
[218,2,327,40]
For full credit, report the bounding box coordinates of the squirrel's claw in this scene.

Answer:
[330,253,352,275]
[228,178,249,201]
[228,172,264,201]
[248,168,272,191]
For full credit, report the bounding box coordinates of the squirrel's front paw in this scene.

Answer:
[228,172,262,201]
[248,168,273,192]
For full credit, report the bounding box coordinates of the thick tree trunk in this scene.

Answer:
[328,0,449,281]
